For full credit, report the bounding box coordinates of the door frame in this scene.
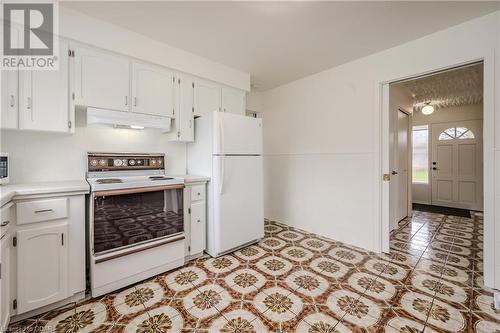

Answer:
[379,55,495,288]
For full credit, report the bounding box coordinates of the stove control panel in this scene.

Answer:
[88,154,165,171]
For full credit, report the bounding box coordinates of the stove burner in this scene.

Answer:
[149,176,174,181]
[95,178,123,184]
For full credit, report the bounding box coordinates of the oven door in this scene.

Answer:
[91,185,184,256]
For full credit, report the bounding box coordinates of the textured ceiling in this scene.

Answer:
[402,63,483,112]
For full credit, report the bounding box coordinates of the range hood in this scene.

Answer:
[86,107,171,131]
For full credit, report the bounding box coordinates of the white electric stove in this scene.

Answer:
[86,152,186,297]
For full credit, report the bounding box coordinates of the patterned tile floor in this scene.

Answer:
[8,210,500,332]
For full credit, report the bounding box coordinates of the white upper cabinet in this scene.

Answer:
[73,44,130,112]
[16,223,69,314]
[1,70,18,129]
[20,40,70,133]
[171,74,194,142]
[1,24,19,129]
[193,79,221,116]
[221,87,246,115]
[132,62,174,117]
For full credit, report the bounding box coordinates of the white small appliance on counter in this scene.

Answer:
[187,112,264,257]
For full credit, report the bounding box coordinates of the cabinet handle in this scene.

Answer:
[134,97,137,107]
[61,233,64,246]
[189,120,192,128]
[197,219,201,223]
[0,221,9,227]
[27,97,32,110]
[34,209,53,214]
[125,96,128,106]
[10,94,15,107]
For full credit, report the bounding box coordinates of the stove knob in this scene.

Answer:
[113,159,123,167]
[151,160,157,166]
[90,159,98,167]
[129,159,136,166]
[99,159,107,166]
[157,159,162,165]
[137,160,142,165]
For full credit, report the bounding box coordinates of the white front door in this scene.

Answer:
[431,120,483,210]
[396,110,410,221]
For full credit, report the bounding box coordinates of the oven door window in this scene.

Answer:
[93,188,183,254]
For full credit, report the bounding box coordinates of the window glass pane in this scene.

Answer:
[459,130,475,139]
[456,127,468,137]
[412,126,429,184]
[444,128,456,138]
[438,133,453,141]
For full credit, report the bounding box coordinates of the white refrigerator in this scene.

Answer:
[187,112,264,257]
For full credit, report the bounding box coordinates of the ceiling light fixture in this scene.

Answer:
[421,102,434,115]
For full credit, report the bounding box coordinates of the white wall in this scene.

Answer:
[1,111,187,183]
[411,103,483,204]
[59,6,250,91]
[261,9,499,272]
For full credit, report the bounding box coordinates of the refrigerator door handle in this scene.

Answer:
[219,117,225,153]
[219,156,225,195]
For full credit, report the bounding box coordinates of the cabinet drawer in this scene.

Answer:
[190,185,205,202]
[16,198,68,225]
[0,204,11,238]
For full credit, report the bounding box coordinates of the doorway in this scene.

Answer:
[388,62,484,232]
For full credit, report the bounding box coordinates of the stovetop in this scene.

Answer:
[87,174,184,191]
[86,152,184,191]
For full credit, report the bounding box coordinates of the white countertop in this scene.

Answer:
[0,180,90,207]
[173,174,211,184]
[0,175,207,207]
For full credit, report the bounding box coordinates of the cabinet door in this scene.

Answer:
[19,40,69,132]
[221,87,246,115]
[132,62,174,117]
[73,44,130,111]
[1,23,20,129]
[193,79,221,116]
[190,200,206,255]
[1,235,10,331]
[17,223,68,314]
[1,70,18,129]
[174,75,194,142]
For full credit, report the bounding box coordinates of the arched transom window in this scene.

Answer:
[438,127,475,141]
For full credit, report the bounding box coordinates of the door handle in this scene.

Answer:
[34,209,54,213]
[391,170,398,175]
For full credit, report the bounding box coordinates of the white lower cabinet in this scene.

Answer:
[189,201,206,255]
[16,223,68,314]
[186,182,207,258]
[1,232,11,331]
[6,193,86,319]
